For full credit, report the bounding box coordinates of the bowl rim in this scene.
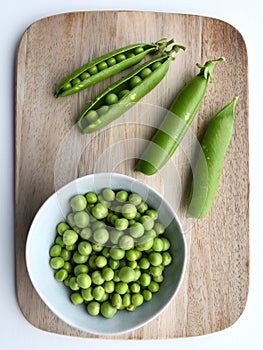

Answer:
[25,172,188,336]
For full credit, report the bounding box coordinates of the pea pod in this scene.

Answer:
[78,45,186,133]
[135,57,225,175]
[187,97,238,218]
[55,38,174,97]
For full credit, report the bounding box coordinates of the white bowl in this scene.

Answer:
[26,172,187,336]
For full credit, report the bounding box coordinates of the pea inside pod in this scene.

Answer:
[78,44,186,133]
[187,97,238,218]
[134,57,225,175]
[55,38,174,97]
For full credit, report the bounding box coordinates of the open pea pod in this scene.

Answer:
[77,44,186,133]
[55,38,174,97]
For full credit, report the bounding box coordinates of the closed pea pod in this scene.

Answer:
[187,97,238,218]
[135,57,225,175]
[55,38,174,97]
[78,45,186,133]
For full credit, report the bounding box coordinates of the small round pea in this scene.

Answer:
[109,247,125,260]
[154,222,165,235]
[80,71,91,80]
[85,110,99,124]
[137,202,148,213]
[119,89,130,99]
[148,281,160,293]
[97,61,108,71]
[134,46,144,54]
[162,251,172,266]
[97,105,110,116]
[50,257,64,269]
[153,275,164,283]
[130,282,140,293]
[105,93,119,105]
[149,266,163,277]
[70,195,87,212]
[130,75,142,89]
[128,193,142,206]
[72,251,88,264]
[49,244,62,257]
[92,271,104,285]
[126,249,141,262]
[101,267,114,281]
[65,243,76,251]
[60,248,71,261]
[63,229,78,246]
[131,293,144,307]
[139,257,150,269]
[111,293,122,309]
[140,67,152,79]
[92,285,105,301]
[146,209,158,220]
[109,229,123,244]
[119,235,134,250]
[92,220,106,231]
[95,255,107,268]
[79,227,92,240]
[115,218,129,231]
[122,293,131,307]
[87,301,100,316]
[74,211,90,228]
[140,215,154,230]
[161,237,171,251]
[107,57,117,66]
[61,82,72,91]
[70,292,84,305]
[91,203,108,220]
[55,268,68,281]
[102,188,115,202]
[152,237,164,252]
[93,228,109,245]
[118,266,136,283]
[116,53,126,62]
[66,213,75,227]
[85,192,98,204]
[129,222,144,238]
[77,273,92,289]
[140,272,151,287]
[151,61,162,70]
[69,277,80,291]
[63,261,73,273]
[101,301,117,318]
[149,252,162,266]
[122,203,137,220]
[88,65,99,75]
[74,264,88,276]
[78,241,92,256]
[57,222,70,235]
[116,190,128,202]
[142,289,152,301]
[81,287,93,301]
[104,280,115,293]
[126,52,136,58]
[72,78,81,86]
[115,282,128,294]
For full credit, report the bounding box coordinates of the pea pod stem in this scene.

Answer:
[55,38,175,97]
[186,97,238,218]
[78,45,186,133]
[134,57,225,175]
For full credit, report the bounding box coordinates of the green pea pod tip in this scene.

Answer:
[197,57,225,82]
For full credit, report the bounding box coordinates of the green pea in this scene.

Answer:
[101,301,117,318]
[109,247,125,260]
[97,61,108,71]
[79,227,92,240]
[131,293,144,306]
[162,251,172,266]
[107,57,117,66]
[61,82,72,91]
[74,264,88,276]
[137,202,148,213]
[104,280,115,293]
[151,61,162,70]
[126,248,141,261]
[85,110,99,124]
[130,75,142,89]
[70,195,87,212]
[72,251,88,264]
[95,255,107,268]
[109,229,123,244]
[116,190,128,202]
[154,222,165,235]
[50,244,62,257]
[76,273,92,289]
[130,282,140,293]
[121,203,137,219]
[140,215,154,230]
[78,241,92,256]
[72,78,81,86]
[62,230,78,246]
[114,218,129,231]
[50,257,64,269]
[126,304,136,312]
[122,293,131,307]
[81,287,93,301]
[92,271,104,285]
[70,292,84,305]
[57,222,70,235]
[108,258,120,270]
[91,203,108,220]
[101,267,114,281]
[88,65,99,75]
[128,260,137,269]
[66,213,75,227]
[116,53,126,62]
[134,46,144,54]
[93,228,109,245]
[60,248,71,261]
[105,93,119,105]
[87,301,100,316]
[118,266,136,283]
[65,243,76,251]
[139,257,150,269]
[92,285,105,301]
[140,272,151,287]
[85,192,98,204]
[92,220,106,231]
[152,237,164,252]
[149,252,162,266]
[140,67,152,79]
[146,209,158,220]
[55,268,68,281]
[128,193,142,206]
[119,235,134,250]
[142,289,152,301]
[153,275,164,283]
[115,282,128,294]
[129,222,144,238]
[102,188,115,202]
[119,89,130,99]
[148,281,160,293]
[161,237,171,251]
[80,71,91,80]
[111,293,122,309]
[126,52,136,58]
[69,277,80,291]
[55,236,64,247]
[63,261,73,273]
[74,211,90,228]
[149,266,163,277]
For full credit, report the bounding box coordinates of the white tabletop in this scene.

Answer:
[1,0,262,349]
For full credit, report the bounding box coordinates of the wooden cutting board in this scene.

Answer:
[15,11,249,339]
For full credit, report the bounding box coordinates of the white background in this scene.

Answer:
[1,0,262,349]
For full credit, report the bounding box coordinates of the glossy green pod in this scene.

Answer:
[135,58,225,175]
[187,97,238,218]
[55,38,174,97]
[78,45,186,133]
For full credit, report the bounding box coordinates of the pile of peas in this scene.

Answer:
[49,188,172,319]
[61,47,146,93]
[84,60,162,126]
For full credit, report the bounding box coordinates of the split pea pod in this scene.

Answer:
[55,38,174,97]
[135,57,225,175]
[78,45,186,133]
[187,97,238,218]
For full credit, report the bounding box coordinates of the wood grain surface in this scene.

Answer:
[15,11,249,339]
